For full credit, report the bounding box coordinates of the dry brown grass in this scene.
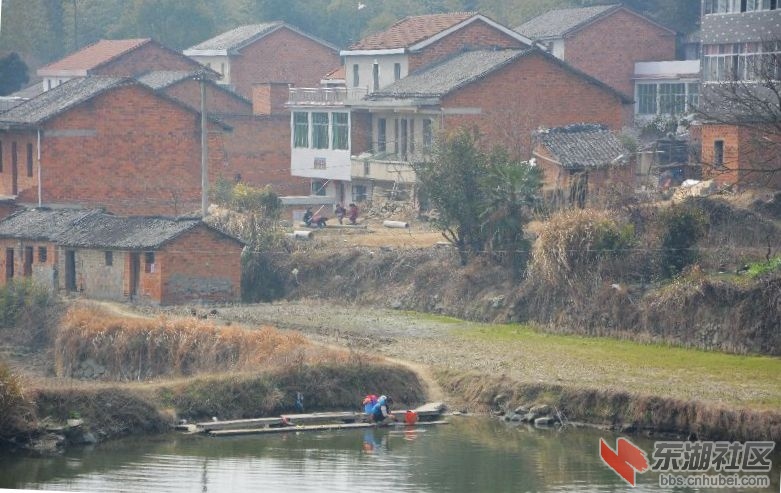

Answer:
[55,306,353,381]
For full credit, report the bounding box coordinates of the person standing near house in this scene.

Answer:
[348,203,359,225]
[335,203,346,224]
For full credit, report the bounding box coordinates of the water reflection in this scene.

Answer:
[0,418,777,493]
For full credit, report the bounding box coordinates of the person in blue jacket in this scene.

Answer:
[371,395,396,424]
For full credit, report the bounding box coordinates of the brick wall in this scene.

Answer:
[0,132,38,198]
[563,9,676,97]
[251,83,290,116]
[441,52,629,159]
[230,28,340,99]
[350,111,373,155]
[162,79,253,116]
[92,41,203,77]
[160,225,242,304]
[701,124,781,189]
[0,239,57,289]
[215,115,309,196]
[68,249,125,300]
[408,19,528,73]
[0,84,228,216]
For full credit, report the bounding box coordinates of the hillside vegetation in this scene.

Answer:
[1,0,699,74]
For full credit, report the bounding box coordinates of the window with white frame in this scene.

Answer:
[637,84,657,115]
[703,42,781,81]
[636,82,698,116]
[659,83,687,115]
[332,113,349,150]
[293,112,350,151]
[293,112,309,148]
[422,118,433,150]
[353,64,360,87]
[312,112,329,149]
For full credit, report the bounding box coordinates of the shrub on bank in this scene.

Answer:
[528,209,636,287]
[0,360,34,438]
[0,280,59,348]
[55,307,351,380]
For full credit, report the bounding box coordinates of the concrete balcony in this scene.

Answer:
[351,153,418,184]
[287,87,368,106]
[634,60,701,80]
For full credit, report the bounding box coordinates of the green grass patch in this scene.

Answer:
[746,256,781,278]
[449,322,781,409]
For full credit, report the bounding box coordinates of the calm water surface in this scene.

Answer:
[0,418,778,492]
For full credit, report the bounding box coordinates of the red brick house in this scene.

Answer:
[0,77,229,216]
[532,124,636,208]
[696,2,781,190]
[341,12,532,94]
[37,38,209,92]
[184,22,340,99]
[137,71,309,196]
[515,4,676,97]
[0,208,243,305]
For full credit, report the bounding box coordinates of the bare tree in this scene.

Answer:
[696,43,781,187]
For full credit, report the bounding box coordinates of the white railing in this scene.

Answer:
[351,155,417,183]
[287,87,368,106]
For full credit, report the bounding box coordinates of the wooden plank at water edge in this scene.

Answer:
[279,411,359,424]
[209,422,373,436]
[197,417,284,431]
[208,420,450,437]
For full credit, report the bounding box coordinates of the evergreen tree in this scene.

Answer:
[0,52,29,95]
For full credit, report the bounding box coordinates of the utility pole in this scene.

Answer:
[72,0,78,51]
[200,75,208,217]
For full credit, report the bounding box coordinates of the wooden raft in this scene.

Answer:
[199,402,447,437]
[209,420,449,437]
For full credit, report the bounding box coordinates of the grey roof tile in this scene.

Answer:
[136,70,200,90]
[55,214,203,249]
[369,49,527,99]
[0,208,243,249]
[0,208,100,241]
[0,77,128,126]
[701,10,781,44]
[536,123,628,169]
[8,82,45,99]
[187,22,284,52]
[514,4,619,39]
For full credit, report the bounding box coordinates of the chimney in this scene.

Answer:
[252,82,291,115]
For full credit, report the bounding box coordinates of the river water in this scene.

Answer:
[0,418,778,492]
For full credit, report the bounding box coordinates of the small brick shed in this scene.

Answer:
[0,208,244,305]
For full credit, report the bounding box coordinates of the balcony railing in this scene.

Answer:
[351,154,418,183]
[287,87,368,106]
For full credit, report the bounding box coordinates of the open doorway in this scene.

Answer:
[129,252,140,298]
[65,250,76,291]
[5,249,13,281]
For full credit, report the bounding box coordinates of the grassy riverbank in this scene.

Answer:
[211,301,781,440]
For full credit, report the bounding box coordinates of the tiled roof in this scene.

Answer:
[8,82,44,100]
[349,12,476,50]
[0,98,25,113]
[37,39,151,76]
[536,123,628,169]
[0,77,128,126]
[0,208,100,241]
[369,49,526,99]
[187,22,283,52]
[323,66,345,80]
[136,70,200,90]
[0,208,242,249]
[701,10,781,45]
[55,214,206,249]
[514,4,620,40]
